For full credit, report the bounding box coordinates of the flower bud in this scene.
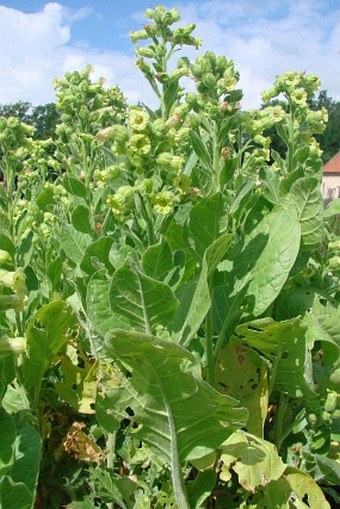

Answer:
[130,30,149,43]
[0,250,11,264]
[0,336,26,357]
[135,47,155,58]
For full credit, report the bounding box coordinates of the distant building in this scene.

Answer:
[322,152,340,200]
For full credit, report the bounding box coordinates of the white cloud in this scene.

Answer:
[0,1,339,109]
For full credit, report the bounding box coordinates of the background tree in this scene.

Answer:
[0,101,59,140]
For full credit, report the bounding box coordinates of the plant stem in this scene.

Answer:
[107,431,116,470]
[274,392,289,452]
[212,123,220,192]
[205,307,215,387]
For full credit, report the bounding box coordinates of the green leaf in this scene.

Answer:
[284,177,324,248]
[163,81,179,116]
[216,344,268,437]
[284,466,331,508]
[99,329,248,508]
[36,187,55,212]
[220,431,286,492]
[56,355,97,414]
[273,286,316,321]
[305,301,340,365]
[80,236,113,275]
[324,198,340,218]
[234,317,316,399]
[187,470,216,509]
[189,192,227,260]
[142,239,173,281]
[0,408,15,476]
[0,410,41,509]
[177,234,232,346]
[71,204,92,234]
[61,223,91,264]
[109,264,178,334]
[0,477,32,509]
[86,270,115,345]
[189,130,211,169]
[22,301,76,403]
[259,167,280,204]
[47,256,63,290]
[313,454,340,485]
[0,212,10,235]
[219,208,301,318]
[0,356,15,403]
[63,175,87,198]
[0,234,15,260]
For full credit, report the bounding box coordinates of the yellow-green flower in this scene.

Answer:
[291,88,307,107]
[268,105,286,123]
[154,191,175,215]
[130,134,151,154]
[282,71,300,88]
[129,108,150,132]
[106,185,135,219]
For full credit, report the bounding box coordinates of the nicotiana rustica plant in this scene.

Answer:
[0,5,339,509]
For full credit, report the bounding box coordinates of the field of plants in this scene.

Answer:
[0,5,339,508]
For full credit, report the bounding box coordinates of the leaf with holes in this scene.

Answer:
[216,344,268,437]
[234,317,316,399]
[21,301,77,404]
[98,329,248,508]
[220,431,286,492]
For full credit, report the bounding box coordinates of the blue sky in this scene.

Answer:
[0,1,339,108]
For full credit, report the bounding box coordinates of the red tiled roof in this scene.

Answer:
[324,152,340,174]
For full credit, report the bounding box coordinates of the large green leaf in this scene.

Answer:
[188,130,211,170]
[176,235,232,346]
[220,431,286,491]
[324,198,340,218]
[86,270,117,346]
[61,223,91,264]
[305,301,340,365]
[80,236,114,276]
[0,408,15,476]
[234,317,316,399]
[218,208,301,318]
[142,239,173,281]
[109,264,178,334]
[261,468,331,509]
[189,193,227,259]
[71,204,92,234]
[22,301,76,403]
[99,329,248,508]
[0,478,32,509]
[284,467,330,508]
[63,175,87,198]
[284,177,324,248]
[216,344,268,437]
[0,409,41,509]
[0,356,15,402]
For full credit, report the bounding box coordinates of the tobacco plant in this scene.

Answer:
[0,5,339,508]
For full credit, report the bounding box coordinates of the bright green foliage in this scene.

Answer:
[0,4,338,508]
